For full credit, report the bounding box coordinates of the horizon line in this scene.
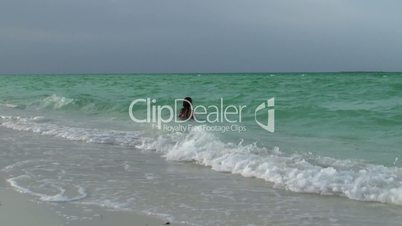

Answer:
[0,71,400,76]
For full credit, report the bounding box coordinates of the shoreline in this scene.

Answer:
[0,177,185,226]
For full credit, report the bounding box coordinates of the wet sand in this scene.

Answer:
[0,178,183,226]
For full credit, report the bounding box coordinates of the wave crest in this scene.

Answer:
[41,94,74,109]
[0,115,142,146]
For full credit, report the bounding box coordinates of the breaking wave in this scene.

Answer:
[2,114,402,205]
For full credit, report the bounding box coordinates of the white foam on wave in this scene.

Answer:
[41,94,74,109]
[0,115,142,146]
[0,103,19,108]
[7,175,87,202]
[157,127,402,205]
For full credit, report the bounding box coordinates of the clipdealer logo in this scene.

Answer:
[128,98,274,133]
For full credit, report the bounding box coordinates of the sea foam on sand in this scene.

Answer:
[0,175,184,226]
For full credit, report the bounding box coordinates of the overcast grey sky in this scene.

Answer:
[1,0,401,74]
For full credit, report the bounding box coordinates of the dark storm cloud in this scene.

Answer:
[1,0,401,73]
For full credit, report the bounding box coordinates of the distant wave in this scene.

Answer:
[0,94,76,111]
[40,94,75,109]
[0,103,22,109]
[0,115,142,146]
[2,114,402,205]
[0,103,18,108]
[24,94,126,114]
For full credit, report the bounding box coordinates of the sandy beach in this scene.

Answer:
[0,177,183,226]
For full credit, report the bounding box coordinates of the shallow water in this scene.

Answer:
[2,127,402,225]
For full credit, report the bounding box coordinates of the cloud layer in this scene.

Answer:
[1,0,401,73]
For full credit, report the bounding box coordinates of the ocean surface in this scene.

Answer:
[0,73,402,225]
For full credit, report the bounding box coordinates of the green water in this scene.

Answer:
[1,73,401,165]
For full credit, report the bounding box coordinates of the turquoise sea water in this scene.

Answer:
[1,73,402,225]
